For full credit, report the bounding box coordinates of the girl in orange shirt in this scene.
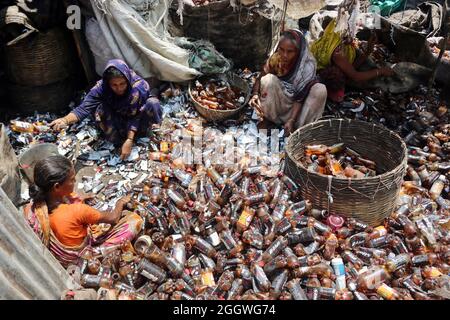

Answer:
[24,155,143,267]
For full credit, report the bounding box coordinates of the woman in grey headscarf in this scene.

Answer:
[249,29,327,136]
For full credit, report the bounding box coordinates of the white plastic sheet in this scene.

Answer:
[90,0,200,82]
[267,0,326,19]
[85,17,115,76]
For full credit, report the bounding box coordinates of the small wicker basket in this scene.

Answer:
[188,72,250,123]
[285,118,408,226]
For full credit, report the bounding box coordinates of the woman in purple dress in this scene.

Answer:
[51,59,162,160]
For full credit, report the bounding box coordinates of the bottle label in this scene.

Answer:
[141,269,159,283]
[238,210,252,228]
[201,271,215,287]
[428,267,443,278]
[377,284,395,300]
[412,255,428,266]
[332,262,345,276]
[208,232,221,247]
[374,226,387,237]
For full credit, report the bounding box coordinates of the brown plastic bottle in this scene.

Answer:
[271,192,290,221]
[87,258,102,275]
[389,236,409,255]
[298,253,322,267]
[366,234,391,248]
[186,235,217,258]
[217,181,233,206]
[207,167,225,189]
[335,288,354,300]
[294,263,334,278]
[251,263,271,292]
[137,258,167,284]
[307,217,332,235]
[368,226,388,240]
[283,247,300,268]
[262,236,288,262]
[385,253,411,273]
[244,192,271,207]
[217,270,235,292]
[269,179,284,209]
[305,274,321,288]
[342,250,365,270]
[270,269,289,299]
[263,255,288,274]
[406,235,427,255]
[336,227,353,239]
[305,144,328,156]
[357,266,390,291]
[376,283,401,300]
[286,227,317,245]
[307,208,328,220]
[242,229,264,250]
[323,234,338,261]
[227,278,244,300]
[167,189,188,211]
[394,215,417,238]
[236,206,256,233]
[429,175,447,200]
[286,279,308,300]
[411,253,439,267]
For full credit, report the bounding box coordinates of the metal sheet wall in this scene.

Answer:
[0,187,78,299]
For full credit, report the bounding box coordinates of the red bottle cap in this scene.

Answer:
[326,214,345,231]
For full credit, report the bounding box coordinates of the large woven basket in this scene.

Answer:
[188,72,250,122]
[8,77,75,114]
[285,119,408,226]
[4,27,75,86]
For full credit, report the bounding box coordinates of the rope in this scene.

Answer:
[337,119,343,141]
[280,0,288,32]
[326,175,333,212]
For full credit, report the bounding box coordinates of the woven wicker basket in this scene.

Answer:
[285,118,408,226]
[4,27,75,86]
[8,78,75,114]
[188,73,250,122]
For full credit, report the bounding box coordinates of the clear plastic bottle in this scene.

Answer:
[262,236,288,262]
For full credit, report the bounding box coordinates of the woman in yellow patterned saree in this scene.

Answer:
[310,19,394,102]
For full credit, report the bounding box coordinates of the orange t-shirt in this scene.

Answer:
[49,203,101,247]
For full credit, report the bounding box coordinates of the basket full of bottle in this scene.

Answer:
[285,118,408,226]
[188,72,250,122]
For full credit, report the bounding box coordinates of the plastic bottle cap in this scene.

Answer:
[348,282,356,292]
[326,215,345,231]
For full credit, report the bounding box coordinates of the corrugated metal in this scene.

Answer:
[0,187,78,299]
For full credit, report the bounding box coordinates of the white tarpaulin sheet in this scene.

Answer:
[267,0,326,19]
[90,0,200,82]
